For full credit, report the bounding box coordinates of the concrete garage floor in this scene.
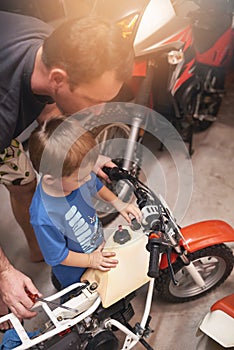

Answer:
[0,71,233,349]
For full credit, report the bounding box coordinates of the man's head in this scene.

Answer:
[29,116,99,189]
[42,16,134,113]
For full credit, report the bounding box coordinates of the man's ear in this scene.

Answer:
[49,68,68,88]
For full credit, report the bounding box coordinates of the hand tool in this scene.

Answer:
[26,289,79,313]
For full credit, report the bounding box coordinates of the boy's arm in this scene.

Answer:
[33,223,118,272]
[96,186,142,223]
[96,185,124,211]
[61,242,118,272]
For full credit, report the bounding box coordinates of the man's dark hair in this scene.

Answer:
[42,16,134,88]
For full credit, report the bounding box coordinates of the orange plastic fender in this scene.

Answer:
[211,294,234,318]
[180,220,234,253]
[159,220,234,269]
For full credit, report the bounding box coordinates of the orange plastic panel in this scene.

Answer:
[132,60,147,76]
[211,294,234,318]
[181,220,234,253]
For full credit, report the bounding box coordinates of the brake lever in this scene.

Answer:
[166,247,178,286]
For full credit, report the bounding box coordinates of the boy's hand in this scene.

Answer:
[120,203,142,224]
[88,242,118,271]
[93,155,116,182]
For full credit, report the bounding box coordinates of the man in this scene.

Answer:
[0,10,133,328]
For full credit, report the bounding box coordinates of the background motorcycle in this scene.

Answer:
[173,0,234,131]
[83,0,234,225]
[199,292,234,348]
[1,166,233,350]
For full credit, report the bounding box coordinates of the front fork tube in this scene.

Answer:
[122,59,156,171]
[183,263,206,289]
[168,234,206,289]
[122,116,142,171]
[193,89,202,119]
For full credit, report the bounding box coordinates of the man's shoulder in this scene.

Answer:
[0,11,53,36]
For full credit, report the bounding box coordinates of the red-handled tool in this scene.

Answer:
[26,289,79,313]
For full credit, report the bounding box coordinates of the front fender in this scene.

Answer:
[159,220,234,269]
[181,220,234,253]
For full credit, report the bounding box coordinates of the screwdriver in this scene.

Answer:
[26,289,79,313]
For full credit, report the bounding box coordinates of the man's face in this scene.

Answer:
[54,70,123,114]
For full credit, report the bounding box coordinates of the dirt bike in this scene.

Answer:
[1,166,233,350]
[84,0,233,225]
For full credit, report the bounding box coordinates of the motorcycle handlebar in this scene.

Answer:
[102,166,130,181]
[147,242,160,278]
[102,166,162,277]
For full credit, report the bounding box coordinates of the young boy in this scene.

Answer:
[28,116,141,289]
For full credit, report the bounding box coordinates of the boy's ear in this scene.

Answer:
[43,174,57,185]
[49,68,68,87]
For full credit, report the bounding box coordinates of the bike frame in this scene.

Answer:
[0,273,156,350]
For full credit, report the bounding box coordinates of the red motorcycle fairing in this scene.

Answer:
[211,293,234,318]
[195,28,233,67]
[160,220,234,269]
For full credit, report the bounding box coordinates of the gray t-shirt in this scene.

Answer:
[0,11,53,152]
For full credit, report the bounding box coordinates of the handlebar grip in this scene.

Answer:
[102,166,130,181]
[102,166,120,181]
[147,244,160,278]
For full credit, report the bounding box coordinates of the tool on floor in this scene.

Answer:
[25,289,79,313]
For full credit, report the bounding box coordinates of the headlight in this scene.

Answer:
[117,13,139,38]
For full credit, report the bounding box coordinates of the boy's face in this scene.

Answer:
[61,163,94,195]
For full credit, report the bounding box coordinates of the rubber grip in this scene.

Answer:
[102,166,119,180]
[147,244,160,278]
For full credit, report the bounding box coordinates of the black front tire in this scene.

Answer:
[155,244,233,303]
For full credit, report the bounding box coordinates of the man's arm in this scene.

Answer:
[0,247,42,319]
[0,247,12,274]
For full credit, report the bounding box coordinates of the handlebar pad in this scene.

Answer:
[147,244,160,278]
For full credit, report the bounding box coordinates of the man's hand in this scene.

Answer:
[0,265,42,319]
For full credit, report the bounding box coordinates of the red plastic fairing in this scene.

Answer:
[196,28,233,67]
[132,60,147,77]
[211,294,234,318]
[181,220,234,253]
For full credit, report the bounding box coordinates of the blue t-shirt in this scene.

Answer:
[30,172,104,287]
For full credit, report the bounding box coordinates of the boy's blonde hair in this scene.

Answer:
[29,116,99,178]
